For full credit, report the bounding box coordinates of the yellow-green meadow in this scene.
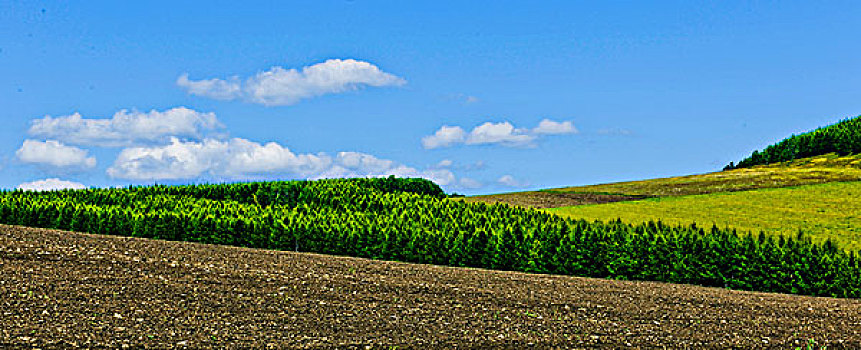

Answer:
[550,180,861,251]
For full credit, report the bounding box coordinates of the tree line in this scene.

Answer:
[0,177,858,298]
[727,115,861,169]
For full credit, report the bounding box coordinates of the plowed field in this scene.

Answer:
[1,225,859,349]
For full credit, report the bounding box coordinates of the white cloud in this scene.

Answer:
[436,159,453,168]
[429,159,486,173]
[107,137,330,181]
[16,140,96,169]
[305,152,457,187]
[176,74,241,100]
[335,151,396,174]
[178,59,406,106]
[498,174,529,188]
[421,125,466,149]
[107,138,457,187]
[18,178,87,191]
[423,119,576,149]
[465,122,535,147]
[457,177,483,189]
[28,107,222,147]
[533,119,578,135]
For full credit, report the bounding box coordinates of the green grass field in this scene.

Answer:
[549,180,861,252]
[466,153,861,250]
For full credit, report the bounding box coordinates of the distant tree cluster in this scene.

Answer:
[727,115,861,169]
[0,178,859,298]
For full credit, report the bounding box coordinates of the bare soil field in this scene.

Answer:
[1,225,860,349]
[461,191,650,209]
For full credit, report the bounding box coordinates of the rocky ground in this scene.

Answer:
[1,224,859,349]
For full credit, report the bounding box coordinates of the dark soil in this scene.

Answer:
[1,224,860,349]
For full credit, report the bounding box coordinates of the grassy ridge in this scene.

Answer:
[550,181,861,251]
[2,178,860,298]
[550,153,861,197]
[465,154,861,209]
[728,115,861,169]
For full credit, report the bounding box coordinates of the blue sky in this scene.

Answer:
[1,1,859,194]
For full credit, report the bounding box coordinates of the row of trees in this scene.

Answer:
[727,115,861,169]
[1,178,859,298]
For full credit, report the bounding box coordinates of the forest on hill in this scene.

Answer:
[728,115,861,169]
[1,177,860,298]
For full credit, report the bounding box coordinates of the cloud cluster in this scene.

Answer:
[16,140,96,169]
[178,59,406,106]
[422,119,578,149]
[107,137,330,181]
[18,178,87,191]
[17,104,470,189]
[28,107,222,147]
[107,138,457,187]
[314,152,457,187]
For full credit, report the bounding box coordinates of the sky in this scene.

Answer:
[1,1,859,194]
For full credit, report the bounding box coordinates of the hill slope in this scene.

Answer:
[467,154,861,252]
[2,225,859,349]
[465,153,861,209]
